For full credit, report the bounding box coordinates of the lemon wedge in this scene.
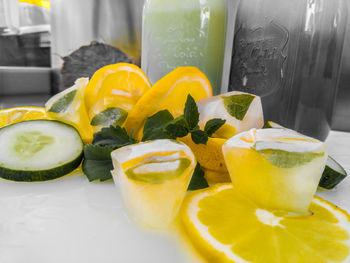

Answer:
[45,78,93,144]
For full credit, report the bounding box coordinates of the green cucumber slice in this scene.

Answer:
[319,156,347,190]
[0,120,83,182]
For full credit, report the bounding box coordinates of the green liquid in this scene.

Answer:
[142,0,226,94]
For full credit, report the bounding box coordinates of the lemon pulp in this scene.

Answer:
[181,184,350,263]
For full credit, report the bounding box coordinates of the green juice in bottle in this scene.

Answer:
[142,0,226,94]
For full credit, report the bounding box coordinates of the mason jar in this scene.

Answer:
[142,0,227,94]
[228,0,348,140]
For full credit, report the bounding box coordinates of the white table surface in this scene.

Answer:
[0,130,349,263]
[318,130,350,212]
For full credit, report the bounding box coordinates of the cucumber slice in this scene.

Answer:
[0,120,83,182]
[319,156,347,190]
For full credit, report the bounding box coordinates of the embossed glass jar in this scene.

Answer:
[228,0,348,140]
[141,0,226,94]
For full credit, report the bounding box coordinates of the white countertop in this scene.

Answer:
[318,130,350,212]
[0,130,349,263]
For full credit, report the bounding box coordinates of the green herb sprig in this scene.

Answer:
[83,94,225,188]
[142,95,226,144]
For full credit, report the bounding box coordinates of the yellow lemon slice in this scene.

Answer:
[111,139,196,229]
[223,128,328,214]
[124,67,212,139]
[203,169,231,185]
[0,107,49,128]
[181,184,350,263]
[46,78,93,144]
[84,63,151,132]
[181,135,227,172]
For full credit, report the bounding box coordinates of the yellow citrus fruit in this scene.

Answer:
[0,107,49,128]
[181,184,350,263]
[181,135,227,172]
[185,91,264,179]
[204,169,231,185]
[84,63,151,132]
[223,128,327,214]
[46,78,93,144]
[124,67,212,139]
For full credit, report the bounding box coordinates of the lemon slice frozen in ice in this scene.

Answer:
[111,139,196,228]
[222,128,328,214]
[46,78,93,144]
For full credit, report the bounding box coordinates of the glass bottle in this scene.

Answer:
[142,0,227,94]
[228,0,348,140]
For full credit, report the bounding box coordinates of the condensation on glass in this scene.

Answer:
[228,0,348,140]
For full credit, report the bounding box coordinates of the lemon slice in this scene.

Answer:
[222,128,327,214]
[0,107,49,128]
[124,67,212,139]
[197,91,264,139]
[181,184,350,263]
[181,135,227,172]
[111,139,196,229]
[204,169,231,185]
[84,63,151,132]
[46,78,93,144]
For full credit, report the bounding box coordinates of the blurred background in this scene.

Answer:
[0,0,349,131]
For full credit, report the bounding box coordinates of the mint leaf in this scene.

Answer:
[171,115,188,127]
[191,130,208,145]
[188,163,209,190]
[184,94,199,130]
[142,110,175,141]
[82,144,114,181]
[222,94,255,120]
[90,107,128,127]
[204,118,226,137]
[255,148,325,169]
[165,124,189,138]
[48,90,77,113]
[93,126,136,148]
